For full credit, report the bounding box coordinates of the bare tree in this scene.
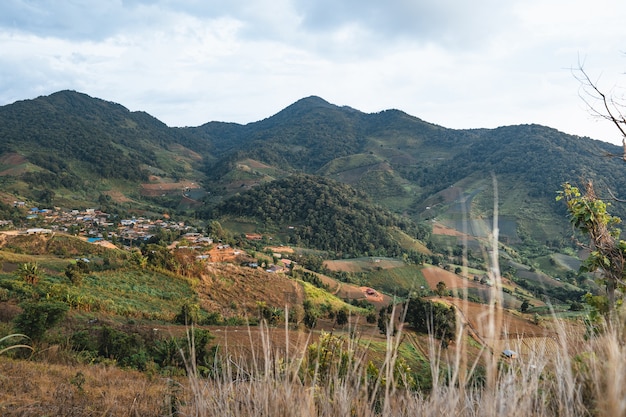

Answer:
[574,59,626,162]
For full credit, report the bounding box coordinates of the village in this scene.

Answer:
[2,202,292,273]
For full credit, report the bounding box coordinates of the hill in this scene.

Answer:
[207,174,429,258]
[2,90,625,224]
[0,92,624,416]
[0,90,210,209]
[1,90,622,303]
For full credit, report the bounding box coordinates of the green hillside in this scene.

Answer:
[207,174,430,258]
[2,90,626,275]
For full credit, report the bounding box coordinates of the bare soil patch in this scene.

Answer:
[265,246,294,254]
[103,190,135,203]
[0,152,29,176]
[196,263,304,317]
[140,179,198,197]
[241,158,274,170]
[439,297,551,339]
[0,153,27,166]
[437,186,462,203]
[432,223,466,237]
[324,257,403,273]
[422,266,483,290]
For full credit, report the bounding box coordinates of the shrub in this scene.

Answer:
[174,302,200,325]
[405,297,456,342]
[97,325,147,370]
[13,301,69,341]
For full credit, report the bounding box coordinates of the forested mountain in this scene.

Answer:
[1,90,626,246]
[208,174,429,257]
[0,90,210,204]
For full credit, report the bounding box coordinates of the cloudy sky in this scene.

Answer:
[1,1,626,145]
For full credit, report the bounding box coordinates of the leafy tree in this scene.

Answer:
[64,264,83,286]
[557,182,625,318]
[569,301,585,311]
[65,259,89,286]
[405,297,456,342]
[303,300,318,329]
[130,251,148,269]
[174,302,201,325]
[14,301,69,341]
[206,220,226,240]
[435,281,448,297]
[97,325,148,370]
[17,262,42,286]
[520,299,531,313]
[335,308,348,326]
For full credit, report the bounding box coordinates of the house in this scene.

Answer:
[365,288,377,296]
[266,265,285,273]
[25,228,52,235]
[502,349,518,359]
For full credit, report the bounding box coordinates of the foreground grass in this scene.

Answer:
[0,311,625,416]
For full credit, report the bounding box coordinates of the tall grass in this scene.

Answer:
[175,309,626,416]
[178,176,625,417]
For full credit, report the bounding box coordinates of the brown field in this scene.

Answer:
[168,143,203,161]
[432,222,466,237]
[139,180,198,197]
[102,189,135,203]
[0,152,29,176]
[422,266,483,290]
[437,186,462,203]
[313,272,392,309]
[240,158,274,170]
[424,296,556,364]
[324,257,404,273]
[196,263,305,316]
[265,245,294,254]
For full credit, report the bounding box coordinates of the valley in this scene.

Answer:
[0,90,619,415]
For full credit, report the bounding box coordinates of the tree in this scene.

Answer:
[64,264,83,286]
[206,220,226,241]
[14,301,69,341]
[17,262,42,286]
[335,308,348,326]
[520,299,530,313]
[575,62,626,162]
[435,281,447,297]
[557,182,625,319]
[174,302,200,325]
[405,297,456,342]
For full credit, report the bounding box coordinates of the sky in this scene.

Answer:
[1,1,626,145]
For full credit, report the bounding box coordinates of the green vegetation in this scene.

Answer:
[3,89,626,415]
[208,174,429,258]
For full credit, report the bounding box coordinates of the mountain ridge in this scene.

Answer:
[1,90,625,244]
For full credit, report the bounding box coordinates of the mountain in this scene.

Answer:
[0,90,211,208]
[208,174,429,258]
[1,90,625,250]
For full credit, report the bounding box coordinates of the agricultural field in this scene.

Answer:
[324,257,405,273]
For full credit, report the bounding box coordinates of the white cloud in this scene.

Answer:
[0,0,625,145]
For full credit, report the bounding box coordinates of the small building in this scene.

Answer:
[25,228,52,235]
[502,349,518,359]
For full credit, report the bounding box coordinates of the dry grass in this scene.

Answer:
[177,314,626,417]
[0,309,624,416]
[0,358,177,416]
